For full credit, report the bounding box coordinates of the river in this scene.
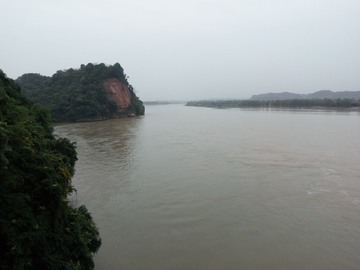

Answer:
[54,104,360,270]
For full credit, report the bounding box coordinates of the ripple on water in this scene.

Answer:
[55,106,360,270]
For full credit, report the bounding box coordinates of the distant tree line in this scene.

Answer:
[16,63,144,122]
[186,98,360,108]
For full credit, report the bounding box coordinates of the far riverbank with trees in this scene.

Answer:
[186,98,360,110]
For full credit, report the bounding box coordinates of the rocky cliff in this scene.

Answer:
[16,62,145,122]
[103,78,132,112]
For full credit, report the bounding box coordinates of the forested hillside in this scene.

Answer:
[16,63,144,122]
[0,70,101,269]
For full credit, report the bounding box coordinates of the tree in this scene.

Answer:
[0,70,101,269]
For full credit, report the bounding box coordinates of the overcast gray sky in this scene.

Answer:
[1,0,359,100]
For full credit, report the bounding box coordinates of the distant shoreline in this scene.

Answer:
[186,104,360,112]
[186,98,360,111]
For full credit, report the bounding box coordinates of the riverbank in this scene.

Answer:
[187,104,360,111]
[186,99,360,111]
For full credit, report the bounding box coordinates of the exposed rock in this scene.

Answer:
[103,78,132,112]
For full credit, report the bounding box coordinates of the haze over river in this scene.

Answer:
[54,104,360,270]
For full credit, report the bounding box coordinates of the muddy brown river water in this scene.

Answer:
[54,104,360,270]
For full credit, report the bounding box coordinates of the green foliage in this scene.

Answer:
[0,70,101,269]
[128,85,145,116]
[16,63,144,122]
[186,98,360,108]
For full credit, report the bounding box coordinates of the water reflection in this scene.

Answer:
[227,107,360,115]
[54,117,143,206]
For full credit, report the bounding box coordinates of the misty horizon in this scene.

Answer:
[1,0,359,101]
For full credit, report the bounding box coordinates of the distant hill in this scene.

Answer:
[251,90,360,101]
[16,63,144,122]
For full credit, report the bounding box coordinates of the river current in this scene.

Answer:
[54,104,360,270]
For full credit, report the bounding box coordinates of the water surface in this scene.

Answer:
[55,105,360,270]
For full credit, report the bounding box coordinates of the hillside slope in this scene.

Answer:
[16,63,144,122]
[0,69,101,269]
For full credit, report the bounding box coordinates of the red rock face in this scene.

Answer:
[103,78,132,112]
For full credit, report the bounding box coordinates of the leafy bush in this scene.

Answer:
[0,70,101,269]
